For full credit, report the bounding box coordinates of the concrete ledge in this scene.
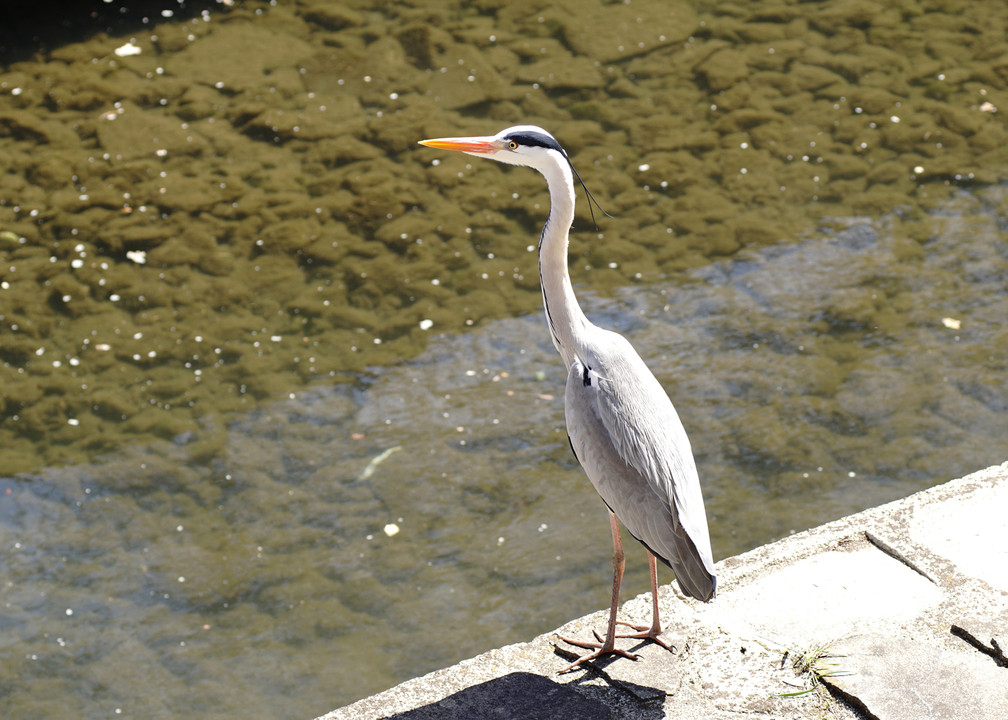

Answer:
[320,463,1008,719]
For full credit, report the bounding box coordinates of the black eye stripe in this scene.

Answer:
[506,131,563,152]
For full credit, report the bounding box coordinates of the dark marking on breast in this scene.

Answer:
[538,226,563,351]
[582,365,591,387]
[567,434,580,462]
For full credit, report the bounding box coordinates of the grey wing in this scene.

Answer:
[565,338,716,601]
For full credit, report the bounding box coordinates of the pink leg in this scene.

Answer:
[556,511,639,672]
[614,551,674,652]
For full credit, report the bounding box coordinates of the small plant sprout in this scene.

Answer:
[775,643,852,713]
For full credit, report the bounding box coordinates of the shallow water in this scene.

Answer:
[2,1,1008,718]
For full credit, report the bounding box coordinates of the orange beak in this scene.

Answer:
[418,136,498,154]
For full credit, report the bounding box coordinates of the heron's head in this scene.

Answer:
[418,125,566,172]
[419,126,610,227]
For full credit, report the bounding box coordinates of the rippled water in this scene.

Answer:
[2,1,1008,718]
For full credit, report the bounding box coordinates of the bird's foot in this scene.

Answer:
[555,633,639,673]
[614,620,674,653]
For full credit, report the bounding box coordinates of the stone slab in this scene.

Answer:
[712,543,944,649]
[908,480,1008,592]
[830,624,1008,720]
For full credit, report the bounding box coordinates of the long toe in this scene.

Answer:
[557,645,639,673]
[613,621,674,653]
[555,634,639,673]
[555,633,604,651]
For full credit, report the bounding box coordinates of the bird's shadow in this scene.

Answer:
[552,640,674,704]
[378,669,666,720]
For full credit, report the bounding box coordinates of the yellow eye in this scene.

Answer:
[508,141,518,149]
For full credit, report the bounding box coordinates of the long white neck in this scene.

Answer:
[537,153,589,371]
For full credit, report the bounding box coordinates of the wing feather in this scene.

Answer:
[565,330,716,600]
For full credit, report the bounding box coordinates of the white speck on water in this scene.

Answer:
[114,42,142,57]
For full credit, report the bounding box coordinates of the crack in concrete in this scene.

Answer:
[950,624,1008,668]
[863,530,937,584]
[821,677,882,720]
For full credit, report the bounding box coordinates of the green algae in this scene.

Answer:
[2,0,1007,474]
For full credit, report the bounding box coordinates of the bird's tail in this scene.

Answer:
[656,534,717,602]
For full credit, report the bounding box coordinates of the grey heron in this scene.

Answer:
[419,126,716,672]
